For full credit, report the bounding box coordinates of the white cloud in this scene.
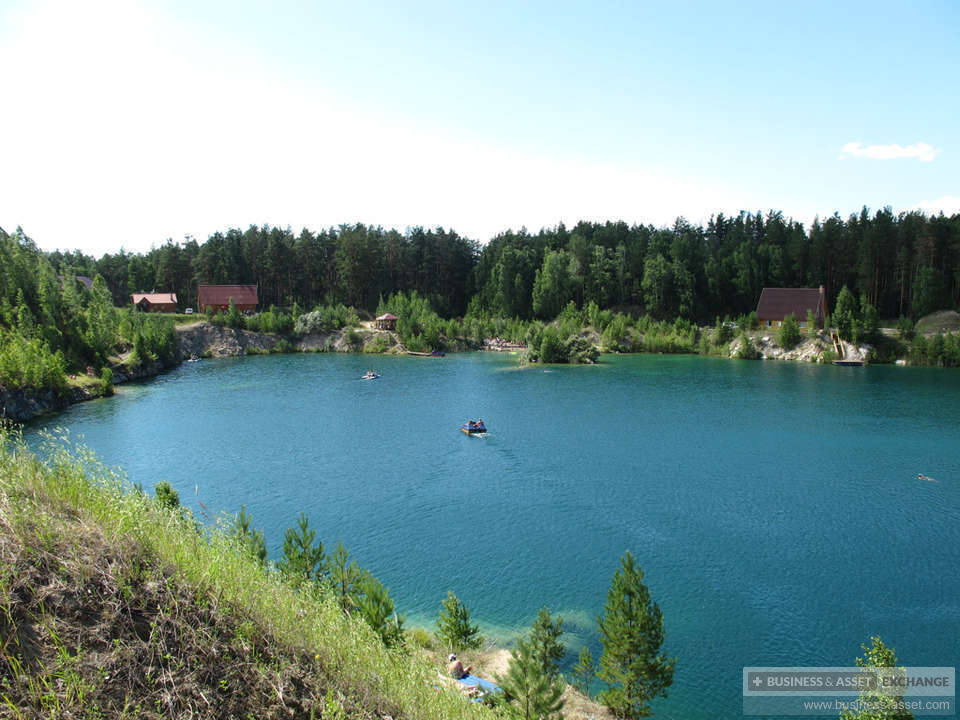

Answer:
[839,141,940,162]
[915,195,960,216]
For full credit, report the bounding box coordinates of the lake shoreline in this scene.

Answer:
[3,318,934,424]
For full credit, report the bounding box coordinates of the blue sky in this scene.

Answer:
[1,0,957,255]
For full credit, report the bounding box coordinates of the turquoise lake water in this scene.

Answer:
[23,353,960,718]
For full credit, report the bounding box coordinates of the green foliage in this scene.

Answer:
[245,306,295,334]
[0,329,67,391]
[572,646,596,697]
[278,513,326,587]
[805,309,817,336]
[226,298,243,329]
[636,316,697,354]
[355,572,404,648]
[153,481,180,511]
[839,637,914,720]
[834,285,859,341]
[529,607,565,679]
[0,429,491,720]
[777,313,801,349]
[909,332,960,367]
[496,637,565,720]
[533,250,578,319]
[736,333,761,360]
[294,305,358,334]
[601,314,631,352]
[896,315,915,340]
[377,291,447,350]
[597,551,675,719]
[435,591,483,651]
[329,541,363,612]
[405,627,433,649]
[99,367,114,397]
[233,505,267,565]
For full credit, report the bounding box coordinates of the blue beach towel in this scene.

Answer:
[457,674,501,693]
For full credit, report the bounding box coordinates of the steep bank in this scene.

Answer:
[0,431,484,720]
[0,385,94,423]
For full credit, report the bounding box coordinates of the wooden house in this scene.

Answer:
[131,292,178,312]
[197,285,258,314]
[756,286,828,329]
[375,313,398,330]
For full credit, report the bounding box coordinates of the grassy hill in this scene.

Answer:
[0,428,493,719]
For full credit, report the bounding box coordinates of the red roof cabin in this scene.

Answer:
[132,293,178,313]
[375,313,398,330]
[756,286,828,330]
[197,285,258,314]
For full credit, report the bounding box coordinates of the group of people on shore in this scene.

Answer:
[484,336,527,350]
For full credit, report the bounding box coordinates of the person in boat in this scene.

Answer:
[475,418,485,430]
[466,420,476,430]
[447,653,472,680]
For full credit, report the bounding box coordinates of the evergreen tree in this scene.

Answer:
[435,590,483,651]
[840,637,914,720]
[233,504,267,565]
[329,541,363,612]
[597,551,675,719]
[496,637,565,720]
[356,571,404,648]
[834,285,859,341]
[529,606,565,678]
[777,313,801,349]
[572,646,596,697]
[278,512,326,586]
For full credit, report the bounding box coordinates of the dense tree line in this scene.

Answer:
[45,225,479,317]
[27,208,960,325]
[471,209,960,322]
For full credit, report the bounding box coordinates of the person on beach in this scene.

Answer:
[447,653,472,679]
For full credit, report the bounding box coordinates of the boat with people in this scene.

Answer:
[361,370,380,380]
[460,419,487,435]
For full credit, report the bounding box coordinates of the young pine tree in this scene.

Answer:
[435,590,483,651]
[572,646,596,697]
[278,512,326,587]
[329,541,364,613]
[529,606,565,678]
[777,313,801,349]
[356,571,404,648]
[496,637,565,720]
[233,504,267,565]
[597,551,675,719]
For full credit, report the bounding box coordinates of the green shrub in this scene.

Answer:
[99,367,114,397]
[777,313,801,349]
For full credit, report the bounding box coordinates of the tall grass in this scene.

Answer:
[0,427,493,720]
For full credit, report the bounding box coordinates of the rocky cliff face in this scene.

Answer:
[0,386,92,423]
[727,331,871,363]
[176,323,279,358]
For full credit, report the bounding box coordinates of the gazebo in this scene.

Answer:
[375,313,398,330]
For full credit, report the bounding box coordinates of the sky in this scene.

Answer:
[1,0,958,256]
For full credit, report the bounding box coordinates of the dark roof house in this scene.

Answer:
[197,285,258,313]
[756,286,828,329]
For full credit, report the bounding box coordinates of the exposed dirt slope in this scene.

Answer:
[0,486,382,719]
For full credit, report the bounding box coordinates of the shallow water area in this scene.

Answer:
[24,353,960,719]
